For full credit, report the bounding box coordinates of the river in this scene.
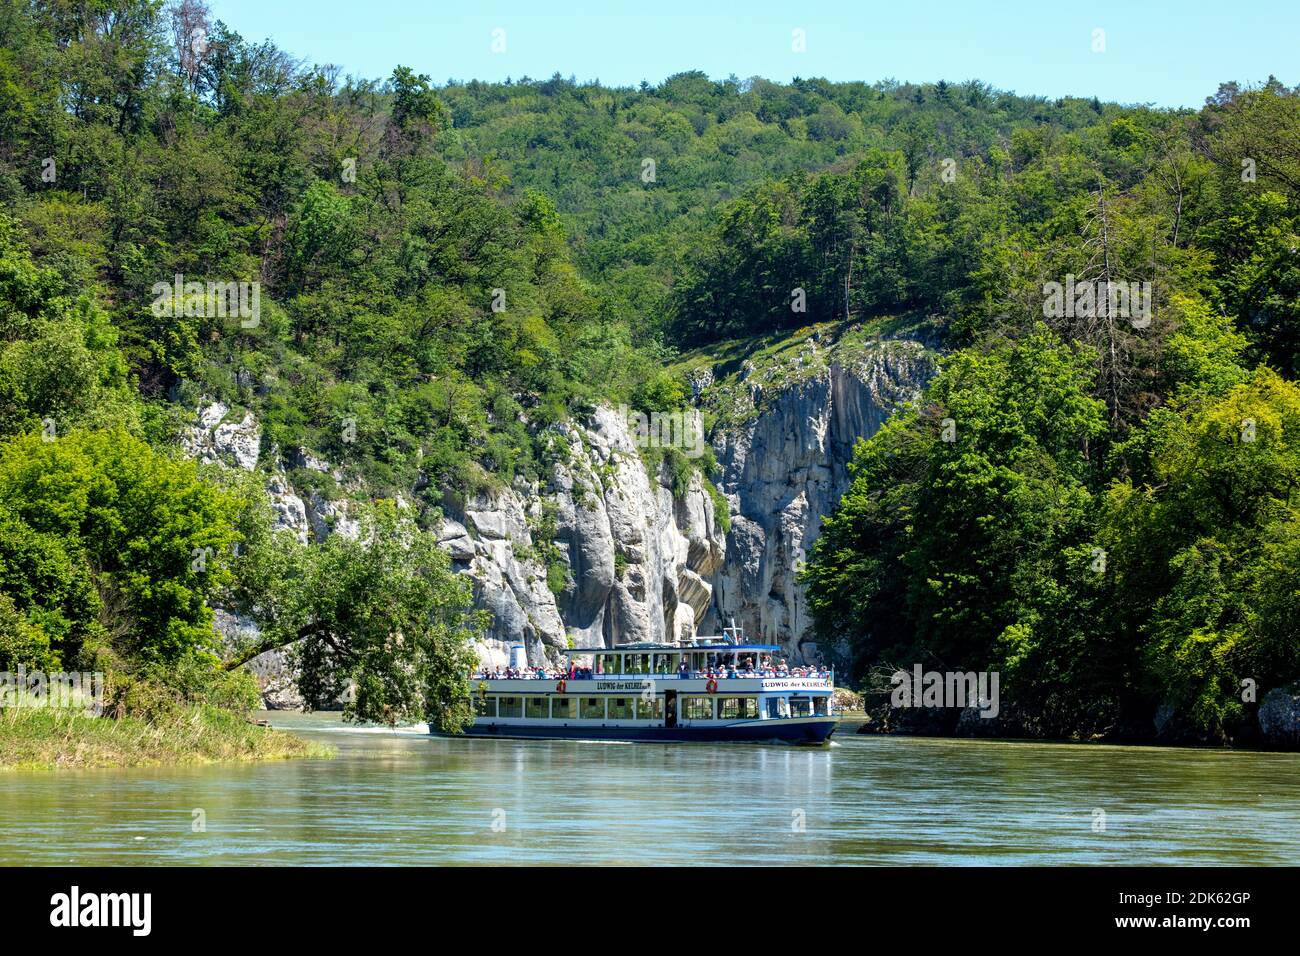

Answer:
[4,712,1299,865]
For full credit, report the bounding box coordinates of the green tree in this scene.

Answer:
[0,428,239,662]
[222,502,486,731]
[805,325,1114,731]
[1103,368,1300,733]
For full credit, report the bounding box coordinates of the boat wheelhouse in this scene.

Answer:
[450,629,837,745]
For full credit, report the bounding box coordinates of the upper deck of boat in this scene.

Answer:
[470,635,833,687]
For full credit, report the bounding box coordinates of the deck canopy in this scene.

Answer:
[560,642,782,655]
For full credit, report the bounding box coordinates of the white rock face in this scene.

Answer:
[189,332,932,698]
[212,608,304,710]
[442,404,726,666]
[184,400,352,708]
[183,401,261,471]
[704,346,935,662]
[266,472,310,544]
[304,489,361,543]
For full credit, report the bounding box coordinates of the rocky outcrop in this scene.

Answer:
[266,472,310,544]
[292,449,361,543]
[185,402,363,546]
[186,399,355,708]
[703,341,935,662]
[442,489,568,659]
[212,609,304,711]
[439,334,932,668]
[188,328,934,702]
[184,401,261,471]
[441,405,726,667]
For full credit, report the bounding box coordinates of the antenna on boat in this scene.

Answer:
[726,616,743,645]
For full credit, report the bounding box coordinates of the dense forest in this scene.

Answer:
[794,80,1300,743]
[0,0,1297,743]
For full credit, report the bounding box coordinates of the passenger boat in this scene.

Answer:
[448,627,837,745]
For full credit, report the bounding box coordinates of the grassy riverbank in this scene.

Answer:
[0,705,334,770]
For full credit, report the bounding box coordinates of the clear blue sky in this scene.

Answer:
[208,0,1297,108]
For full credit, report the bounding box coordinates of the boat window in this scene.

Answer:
[683,697,714,720]
[608,697,634,719]
[765,697,789,719]
[525,697,549,719]
[813,696,829,716]
[474,696,496,717]
[789,697,812,718]
[637,696,663,720]
[653,654,672,674]
[719,697,759,719]
[551,697,574,720]
[498,696,522,718]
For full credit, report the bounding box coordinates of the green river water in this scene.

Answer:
[4,712,1299,865]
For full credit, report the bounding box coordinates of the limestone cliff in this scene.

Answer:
[442,328,936,669]
[187,323,937,706]
[696,331,937,662]
[440,404,726,668]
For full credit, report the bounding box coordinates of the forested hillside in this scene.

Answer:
[1,0,1298,745]
[440,65,1300,743]
[792,82,1300,743]
[435,73,1127,331]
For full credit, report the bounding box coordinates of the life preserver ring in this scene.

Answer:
[555,679,567,694]
[706,678,718,694]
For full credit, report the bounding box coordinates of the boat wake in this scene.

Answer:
[279,723,431,736]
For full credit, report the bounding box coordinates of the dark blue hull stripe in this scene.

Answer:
[434,720,838,745]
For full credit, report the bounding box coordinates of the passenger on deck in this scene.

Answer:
[677,659,691,678]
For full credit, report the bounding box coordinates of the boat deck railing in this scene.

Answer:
[470,669,835,683]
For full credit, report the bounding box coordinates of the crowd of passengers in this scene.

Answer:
[472,655,832,681]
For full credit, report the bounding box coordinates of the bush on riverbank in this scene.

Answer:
[0,704,333,770]
[1,661,334,770]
